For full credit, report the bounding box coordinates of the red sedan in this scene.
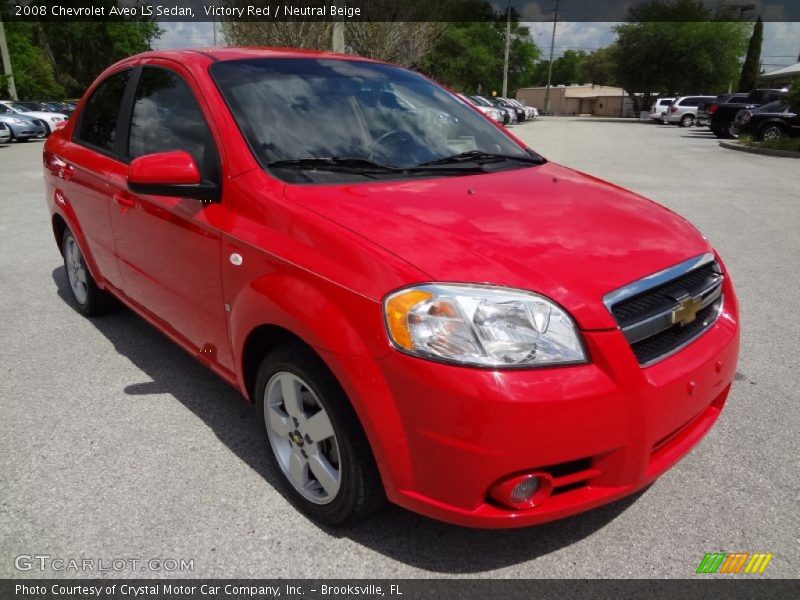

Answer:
[44,48,739,528]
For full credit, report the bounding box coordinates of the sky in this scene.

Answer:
[155,21,800,73]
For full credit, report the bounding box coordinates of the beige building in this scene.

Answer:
[516,85,633,117]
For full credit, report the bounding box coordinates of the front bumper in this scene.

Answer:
[336,280,739,528]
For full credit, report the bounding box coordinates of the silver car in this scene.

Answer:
[663,95,716,127]
[0,111,45,142]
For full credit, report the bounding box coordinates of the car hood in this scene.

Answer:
[284,161,711,329]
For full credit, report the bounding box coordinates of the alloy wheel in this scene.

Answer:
[761,125,784,141]
[65,235,88,305]
[263,372,341,504]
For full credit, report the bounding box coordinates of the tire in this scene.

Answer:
[758,122,786,141]
[726,121,740,139]
[680,114,694,127]
[61,229,114,316]
[255,342,384,525]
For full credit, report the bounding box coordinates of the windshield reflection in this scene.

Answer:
[211,58,536,182]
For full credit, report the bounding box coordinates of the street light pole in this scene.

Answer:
[0,15,18,101]
[332,22,345,53]
[502,0,511,98]
[543,0,560,115]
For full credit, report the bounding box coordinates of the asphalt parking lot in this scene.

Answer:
[1,119,798,579]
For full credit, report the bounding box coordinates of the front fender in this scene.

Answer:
[226,269,414,498]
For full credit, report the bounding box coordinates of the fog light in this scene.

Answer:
[489,472,553,510]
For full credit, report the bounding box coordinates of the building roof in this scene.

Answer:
[760,62,800,80]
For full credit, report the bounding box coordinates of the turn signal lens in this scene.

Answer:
[385,290,433,349]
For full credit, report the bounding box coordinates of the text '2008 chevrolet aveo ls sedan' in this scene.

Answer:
[44,48,739,528]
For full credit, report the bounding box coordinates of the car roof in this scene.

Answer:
[114,47,377,68]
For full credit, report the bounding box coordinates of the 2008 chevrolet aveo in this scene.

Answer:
[44,48,739,528]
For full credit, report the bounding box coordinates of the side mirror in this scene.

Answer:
[127,150,219,202]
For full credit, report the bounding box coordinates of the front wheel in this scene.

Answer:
[255,342,384,525]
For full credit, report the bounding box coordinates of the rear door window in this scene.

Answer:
[75,69,131,155]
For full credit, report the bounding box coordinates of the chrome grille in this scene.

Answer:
[604,254,724,366]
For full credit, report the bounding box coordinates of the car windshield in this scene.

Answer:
[211,58,537,183]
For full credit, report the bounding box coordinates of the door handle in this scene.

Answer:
[114,192,136,209]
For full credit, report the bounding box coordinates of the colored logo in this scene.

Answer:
[696,552,774,574]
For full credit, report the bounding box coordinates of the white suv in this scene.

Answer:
[663,96,716,127]
[650,98,674,123]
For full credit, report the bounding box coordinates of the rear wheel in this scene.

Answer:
[61,229,114,316]
[726,121,740,139]
[256,342,384,525]
[758,122,786,141]
[680,114,694,127]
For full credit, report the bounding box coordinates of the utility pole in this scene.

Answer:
[502,0,511,98]
[332,22,345,53]
[543,0,560,115]
[0,15,17,100]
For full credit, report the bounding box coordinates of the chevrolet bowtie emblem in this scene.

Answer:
[672,295,704,327]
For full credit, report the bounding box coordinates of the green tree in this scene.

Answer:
[1,0,160,99]
[611,0,750,106]
[738,16,763,92]
[2,23,63,100]
[580,47,617,86]
[39,20,160,97]
[418,5,540,95]
[550,50,588,86]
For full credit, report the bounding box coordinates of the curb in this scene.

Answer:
[719,141,800,159]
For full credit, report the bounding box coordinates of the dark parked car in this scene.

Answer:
[497,97,526,122]
[697,93,747,127]
[735,101,799,140]
[710,88,787,138]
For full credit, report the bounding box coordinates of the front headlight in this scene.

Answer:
[384,284,586,367]
[10,118,27,124]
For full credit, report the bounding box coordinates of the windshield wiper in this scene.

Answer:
[416,150,545,167]
[268,157,403,172]
[267,156,485,177]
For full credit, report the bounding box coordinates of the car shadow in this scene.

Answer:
[52,265,649,573]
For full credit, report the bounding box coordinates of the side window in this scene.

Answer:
[683,98,699,107]
[76,69,131,153]
[0,104,9,114]
[128,67,214,176]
